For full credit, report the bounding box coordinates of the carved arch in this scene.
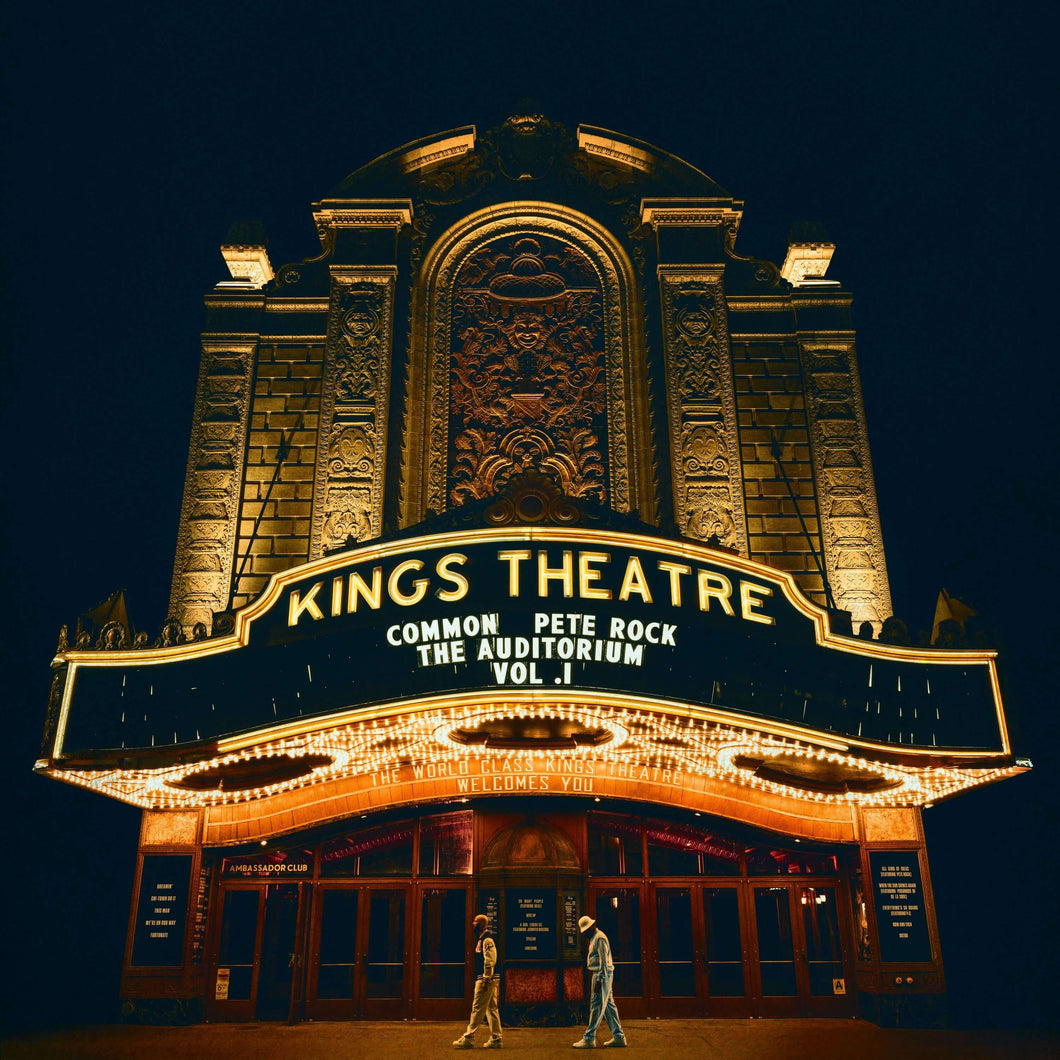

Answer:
[400,203,653,528]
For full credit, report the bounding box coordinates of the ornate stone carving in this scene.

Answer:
[142,810,201,848]
[658,270,746,553]
[320,485,373,551]
[685,485,739,545]
[446,235,608,506]
[327,423,375,476]
[800,345,892,632]
[333,283,386,403]
[681,423,730,477]
[405,205,651,528]
[862,807,918,843]
[311,269,395,558]
[169,345,255,631]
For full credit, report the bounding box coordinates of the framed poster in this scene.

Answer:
[869,850,931,963]
[506,889,556,959]
[130,854,192,966]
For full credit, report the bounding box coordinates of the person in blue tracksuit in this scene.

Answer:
[573,915,627,1048]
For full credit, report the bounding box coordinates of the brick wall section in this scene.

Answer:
[231,344,324,610]
[732,340,827,608]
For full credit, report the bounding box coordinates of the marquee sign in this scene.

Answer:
[49,528,1007,760]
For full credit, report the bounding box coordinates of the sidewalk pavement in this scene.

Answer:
[4,1020,1058,1060]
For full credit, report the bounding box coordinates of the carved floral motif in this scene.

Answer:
[327,423,375,476]
[333,284,385,403]
[410,207,645,525]
[321,486,373,551]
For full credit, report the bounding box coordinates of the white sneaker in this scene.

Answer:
[572,1039,595,1049]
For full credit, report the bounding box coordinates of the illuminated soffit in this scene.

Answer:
[37,699,1026,812]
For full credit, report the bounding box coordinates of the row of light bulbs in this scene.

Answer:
[50,702,1019,812]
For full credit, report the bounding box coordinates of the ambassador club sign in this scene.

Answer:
[51,528,1006,757]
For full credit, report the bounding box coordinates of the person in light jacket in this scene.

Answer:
[453,913,502,1049]
[573,915,627,1048]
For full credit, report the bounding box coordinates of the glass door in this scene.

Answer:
[416,885,470,1019]
[590,886,646,1018]
[701,886,750,1017]
[798,885,850,1016]
[649,886,701,1016]
[209,883,306,1022]
[210,886,261,1021]
[752,885,800,1015]
[749,882,854,1017]
[255,884,303,1020]
[307,887,361,1019]
[362,887,408,1018]
[305,884,409,1019]
[645,883,754,1017]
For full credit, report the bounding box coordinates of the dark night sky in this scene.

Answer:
[2,2,1056,1034]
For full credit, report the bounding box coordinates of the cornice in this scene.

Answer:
[312,200,414,229]
[259,335,327,343]
[641,199,743,231]
[791,292,853,308]
[398,130,475,174]
[204,293,266,309]
[264,298,329,312]
[725,296,795,312]
[578,129,658,172]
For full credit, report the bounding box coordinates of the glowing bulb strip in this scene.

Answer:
[38,700,1025,814]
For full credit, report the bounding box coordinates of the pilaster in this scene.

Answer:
[307,203,409,556]
[797,324,892,632]
[656,264,747,552]
[310,268,399,555]
[169,334,258,631]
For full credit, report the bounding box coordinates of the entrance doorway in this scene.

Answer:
[752,882,848,1017]
[617,879,853,1018]
[202,804,855,1022]
[208,883,307,1022]
[305,884,410,1020]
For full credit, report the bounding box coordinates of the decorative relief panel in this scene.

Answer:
[408,206,649,527]
[447,235,609,507]
[142,810,201,848]
[312,269,396,556]
[862,807,919,844]
[800,345,892,632]
[169,344,255,631]
[658,270,746,553]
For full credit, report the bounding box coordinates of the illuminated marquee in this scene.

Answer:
[49,528,1007,760]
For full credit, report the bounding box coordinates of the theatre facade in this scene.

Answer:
[37,115,1026,1028]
